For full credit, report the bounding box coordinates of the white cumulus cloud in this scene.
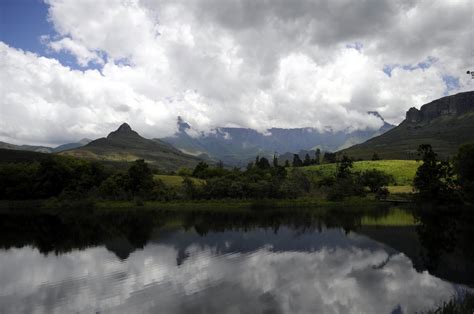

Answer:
[0,0,472,145]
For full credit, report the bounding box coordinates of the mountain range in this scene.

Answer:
[161,113,394,166]
[1,92,471,167]
[341,91,474,160]
[0,138,92,154]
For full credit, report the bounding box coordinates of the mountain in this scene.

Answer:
[0,141,53,153]
[161,115,394,166]
[60,123,202,171]
[341,91,474,160]
[53,138,92,152]
[0,138,92,154]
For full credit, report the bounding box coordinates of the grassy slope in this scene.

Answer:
[301,160,420,186]
[341,112,474,160]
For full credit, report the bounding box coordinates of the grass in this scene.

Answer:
[301,160,420,186]
[387,185,413,194]
[154,175,205,188]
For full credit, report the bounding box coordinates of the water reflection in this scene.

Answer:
[0,206,473,313]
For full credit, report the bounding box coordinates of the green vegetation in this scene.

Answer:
[413,144,457,202]
[1,142,472,206]
[455,143,474,203]
[425,292,474,314]
[154,175,205,188]
[301,160,419,186]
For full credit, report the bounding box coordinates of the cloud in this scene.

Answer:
[0,243,461,313]
[0,0,472,145]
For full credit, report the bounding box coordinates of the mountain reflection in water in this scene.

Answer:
[0,206,473,313]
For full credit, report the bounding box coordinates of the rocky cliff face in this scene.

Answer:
[405,91,473,123]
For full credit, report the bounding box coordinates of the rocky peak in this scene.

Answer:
[405,91,474,124]
[177,116,191,133]
[107,123,140,139]
[117,123,132,132]
[367,111,385,121]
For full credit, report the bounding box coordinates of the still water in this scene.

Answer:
[0,207,473,313]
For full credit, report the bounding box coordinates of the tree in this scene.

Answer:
[303,153,311,166]
[192,161,209,178]
[128,159,154,195]
[314,149,321,165]
[34,159,72,198]
[256,157,271,170]
[182,176,200,199]
[335,155,353,178]
[456,143,474,202]
[273,153,279,167]
[284,160,290,167]
[323,152,337,163]
[177,167,192,177]
[361,169,394,193]
[413,144,456,201]
[99,173,130,200]
[371,153,380,161]
[292,154,303,167]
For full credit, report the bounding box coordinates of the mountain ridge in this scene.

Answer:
[340,91,474,159]
[161,113,394,166]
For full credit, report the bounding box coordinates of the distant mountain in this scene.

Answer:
[341,91,474,160]
[0,138,92,154]
[60,123,202,171]
[53,138,92,152]
[161,115,394,166]
[0,141,53,153]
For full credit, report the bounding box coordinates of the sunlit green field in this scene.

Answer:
[301,160,420,186]
[154,175,205,188]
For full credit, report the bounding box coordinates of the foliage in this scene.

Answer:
[127,159,154,196]
[0,157,107,200]
[413,144,457,202]
[192,161,209,178]
[302,160,419,186]
[323,152,337,163]
[326,176,365,201]
[335,155,353,178]
[177,167,193,177]
[360,169,394,193]
[455,143,474,203]
[292,154,303,167]
[425,292,474,314]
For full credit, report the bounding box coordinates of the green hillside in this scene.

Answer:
[302,160,420,186]
[341,92,474,160]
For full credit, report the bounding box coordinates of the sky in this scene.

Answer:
[0,0,473,146]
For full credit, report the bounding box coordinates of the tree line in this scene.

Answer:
[1,143,472,205]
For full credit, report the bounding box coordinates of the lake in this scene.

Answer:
[0,206,473,313]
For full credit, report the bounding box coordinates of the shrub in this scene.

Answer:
[360,169,394,193]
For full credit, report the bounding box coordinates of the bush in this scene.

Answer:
[413,144,457,202]
[326,177,365,201]
[360,169,394,193]
[177,167,193,177]
[456,143,474,203]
